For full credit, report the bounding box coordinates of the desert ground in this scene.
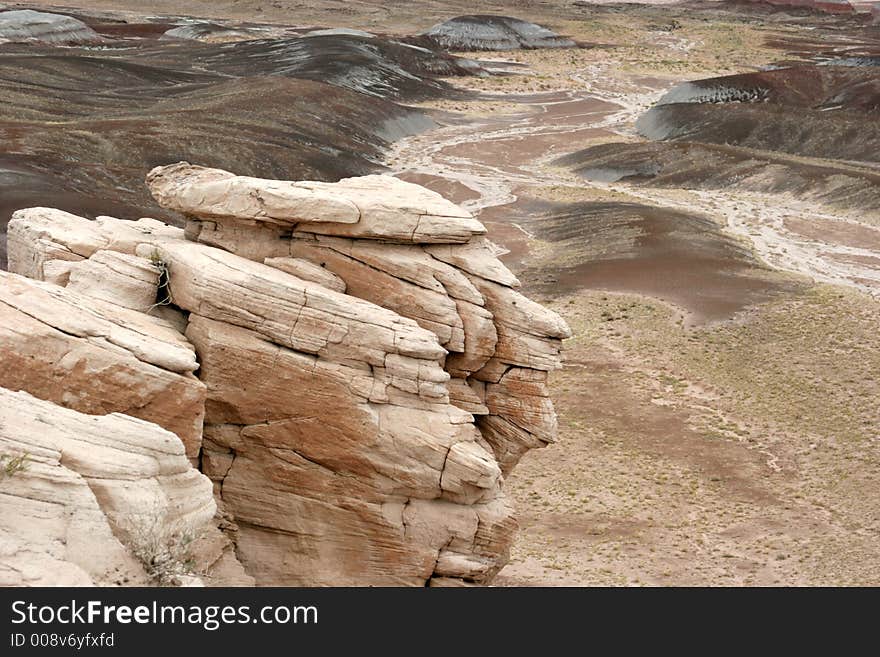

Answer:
[2,1,879,585]
[388,3,880,585]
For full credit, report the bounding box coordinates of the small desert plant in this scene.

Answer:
[147,249,174,310]
[120,504,202,586]
[0,452,29,480]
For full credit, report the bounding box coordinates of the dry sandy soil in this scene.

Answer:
[6,1,880,585]
[393,4,880,586]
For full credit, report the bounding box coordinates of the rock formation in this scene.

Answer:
[0,268,206,463]
[2,164,569,586]
[0,10,101,44]
[161,22,258,42]
[0,388,251,586]
[419,15,576,51]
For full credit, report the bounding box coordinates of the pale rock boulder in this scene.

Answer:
[475,279,570,340]
[469,357,510,384]
[0,389,251,586]
[144,165,568,583]
[463,279,569,471]
[186,219,292,261]
[139,240,450,401]
[481,368,557,473]
[225,487,513,586]
[92,215,184,254]
[7,207,107,283]
[146,161,361,225]
[447,377,489,415]
[147,162,486,243]
[403,496,516,585]
[485,368,556,443]
[7,207,182,284]
[0,268,197,374]
[295,174,486,243]
[287,234,497,376]
[426,237,521,288]
[470,276,571,372]
[446,298,497,377]
[300,236,485,305]
[0,271,205,461]
[187,317,500,504]
[0,458,148,586]
[477,414,545,475]
[289,236,466,350]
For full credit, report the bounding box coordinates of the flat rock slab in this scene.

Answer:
[148,162,486,243]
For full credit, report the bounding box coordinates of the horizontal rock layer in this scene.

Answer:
[0,270,205,461]
[147,162,486,243]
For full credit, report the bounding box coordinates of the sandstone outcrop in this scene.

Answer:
[146,162,486,244]
[3,163,570,586]
[0,269,206,462]
[0,389,250,586]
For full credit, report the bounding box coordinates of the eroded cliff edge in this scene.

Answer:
[1,165,569,586]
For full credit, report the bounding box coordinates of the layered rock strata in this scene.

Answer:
[0,388,250,586]
[419,15,576,51]
[1,212,205,463]
[4,164,569,586]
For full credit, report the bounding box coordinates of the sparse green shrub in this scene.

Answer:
[0,453,29,480]
[147,249,174,309]
[120,505,202,586]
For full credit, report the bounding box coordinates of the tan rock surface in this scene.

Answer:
[66,250,160,312]
[146,161,361,225]
[4,167,569,586]
[264,256,347,293]
[186,219,292,260]
[289,236,466,349]
[485,367,556,443]
[189,316,508,585]
[448,377,489,415]
[0,271,205,460]
[295,174,486,243]
[7,208,183,285]
[301,236,484,304]
[426,237,522,288]
[6,207,107,282]
[287,235,497,375]
[148,162,486,243]
[0,389,250,586]
[142,240,450,392]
